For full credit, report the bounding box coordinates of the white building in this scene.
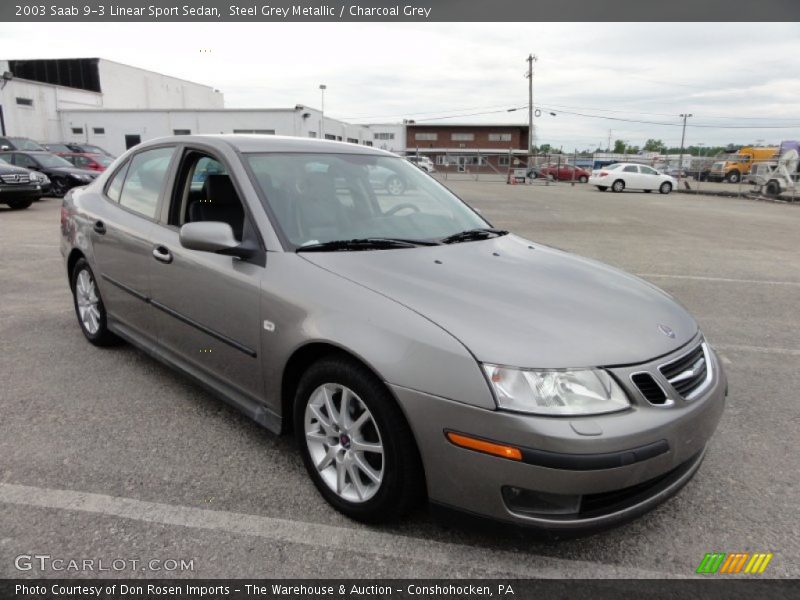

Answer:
[366,123,407,153]
[1,57,373,156]
[59,107,374,156]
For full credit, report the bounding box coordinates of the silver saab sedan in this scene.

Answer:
[60,135,726,535]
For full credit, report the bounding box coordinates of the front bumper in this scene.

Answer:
[392,336,726,534]
[0,184,42,200]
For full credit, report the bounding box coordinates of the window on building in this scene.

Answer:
[92,127,105,135]
[308,131,317,138]
[498,156,510,166]
[336,136,342,141]
[173,129,191,135]
[71,127,84,135]
[233,129,275,135]
[15,97,33,107]
[488,133,512,142]
[451,133,475,141]
[324,134,336,141]
[374,133,395,140]
[364,141,373,146]
[415,133,437,141]
[347,138,359,144]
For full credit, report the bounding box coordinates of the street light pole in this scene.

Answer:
[319,84,327,140]
[678,113,693,181]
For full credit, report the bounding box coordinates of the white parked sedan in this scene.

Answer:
[588,163,677,194]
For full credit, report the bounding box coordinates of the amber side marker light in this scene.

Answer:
[445,431,523,461]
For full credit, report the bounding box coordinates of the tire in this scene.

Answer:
[6,199,32,210]
[579,175,588,183]
[596,186,607,191]
[385,175,406,196]
[70,258,121,347]
[612,179,625,193]
[294,356,424,523]
[765,180,780,197]
[659,182,673,195]
[726,171,740,184]
[51,177,69,197]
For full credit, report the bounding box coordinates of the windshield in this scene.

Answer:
[46,144,72,153]
[11,138,45,151]
[245,153,488,248]
[83,145,110,155]
[36,153,74,168]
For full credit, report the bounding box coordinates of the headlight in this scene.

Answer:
[483,365,630,416]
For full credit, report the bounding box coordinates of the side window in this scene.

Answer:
[105,160,129,202]
[623,165,639,173]
[16,154,38,169]
[118,147,175,219]
[640,166,657,175]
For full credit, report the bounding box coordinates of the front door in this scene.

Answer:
[148,149,264,405]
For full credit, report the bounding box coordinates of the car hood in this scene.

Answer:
[0,164,32,176]
[301,234,698,368]
[48,167,97,177]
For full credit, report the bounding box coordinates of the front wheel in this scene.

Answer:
[70,258,121,346]
[659,182,673,194]
[6,199,33,210]
[51,177,69,197]
[727,171,740,184]
[612,179,625,193]
[295,356,424,523]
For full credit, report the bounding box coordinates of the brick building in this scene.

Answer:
[405,123,530,172]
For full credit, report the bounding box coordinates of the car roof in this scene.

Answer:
[136,134,393,156]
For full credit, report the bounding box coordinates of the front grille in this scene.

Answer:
[1,173,31,184]
[631,372,668,405]
[660,344,709,400]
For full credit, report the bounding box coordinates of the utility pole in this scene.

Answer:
[607,129,612,153]
[526,54,537,162]
[678,113,692,181]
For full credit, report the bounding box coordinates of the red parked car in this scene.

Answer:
[539,163,590,183]
[58,153,114,172]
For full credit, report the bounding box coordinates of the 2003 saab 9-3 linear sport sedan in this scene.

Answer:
[60,135,726,535]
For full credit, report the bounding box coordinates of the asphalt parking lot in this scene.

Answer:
[1,182,798,579]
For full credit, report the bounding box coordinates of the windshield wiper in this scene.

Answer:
[296,237,440,252]
[440,228,508,244]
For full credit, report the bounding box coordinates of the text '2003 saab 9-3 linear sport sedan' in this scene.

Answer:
[60,135,726,536]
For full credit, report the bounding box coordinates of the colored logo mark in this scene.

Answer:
[696,552,773,574]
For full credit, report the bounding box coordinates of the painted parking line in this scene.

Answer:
[636,273,800,287]
[0,482,677,579]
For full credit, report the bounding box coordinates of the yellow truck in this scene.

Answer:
[708,146,778,183]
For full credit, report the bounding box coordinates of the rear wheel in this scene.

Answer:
[579,175,588,183]
[612,179,625,193]
[294,356,424,523]
[70,258,121,346]
[765,180,781,197]
[660,182,673,194]
[6,199,32,210]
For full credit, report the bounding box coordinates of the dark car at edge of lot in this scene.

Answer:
[0,150,100,197]
[0,158,44,209]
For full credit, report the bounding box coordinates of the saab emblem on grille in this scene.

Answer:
[658,324,676,338]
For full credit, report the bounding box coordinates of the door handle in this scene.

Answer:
[152,245,173,264]
[93,220,106,235]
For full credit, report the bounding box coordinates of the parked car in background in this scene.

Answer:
[43,143,76,154]
[405,155,436,173]
[44,142,115,157]
[589,163,676,194]
[60,153,114,172]
[0,151,99,197]
[0,136,47,151]
[0,157,44,209]
[663,167,687,179]
[60,134,725,534]
[539,163,590,183]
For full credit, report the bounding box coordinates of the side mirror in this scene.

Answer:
[179,222,250,257]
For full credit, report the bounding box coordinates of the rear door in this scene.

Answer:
[89,145,177,343]
[148,147,265,405]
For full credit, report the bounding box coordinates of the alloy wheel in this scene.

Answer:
[75,269,101,335]
[304,383,384,503]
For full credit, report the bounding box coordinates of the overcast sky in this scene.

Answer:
[2,22,800,149]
